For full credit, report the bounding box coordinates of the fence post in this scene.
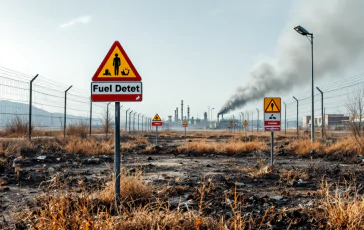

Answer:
[293,96,299,138]
[106,102,111,138]
[89,97,92,137]
[256,108,259,132]
[142,115,144,132]
[64,85,73,139]
[126,108,130,133]
[129,110,133,133]
[316,87,324,140]
[283,102,287,135]
[28,74,38,140]
[133,112,136,132]
[251,112,253,132]
[119,105,123,132]
[138,114,140,132]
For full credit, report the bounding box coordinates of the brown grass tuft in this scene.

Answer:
[177,140,268,155]
[320,179,364,229]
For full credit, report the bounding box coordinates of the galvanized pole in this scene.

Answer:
[89,97,92,137]
[316,87,324,140]
[138,114,140,132]
[256,108,259,132]
[142,115,144,132]
[114,102,121,203]
[133,112,136,132]
[125,108,130,133]
[106,102,111,138]
[28,74,38,140]
[185,127,186,139]
[156,126,158,146]
[64,85,73,138]
[311,34,314,143]
[293,96,299,138]
[251,112,253,132]
[129,110,133,133]
[283,102,287,135]
[271,132,274,166]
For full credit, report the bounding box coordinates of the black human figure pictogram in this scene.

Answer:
[113,53,121,75]
[271,102,274,111]
[103,69,111,76]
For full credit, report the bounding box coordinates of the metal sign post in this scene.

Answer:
[91,40,143,204]
[182,120,188,139]
[270,131,274,166]
[156,126,158,146]
[243,120,248,142]
[114,102,121,202]
[152,114,163,146]
[264,97,281,166]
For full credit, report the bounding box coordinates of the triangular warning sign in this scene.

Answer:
[183,120,188,125]
[92,41,142,82]
[264,99,281,112]
[153,114,161,121]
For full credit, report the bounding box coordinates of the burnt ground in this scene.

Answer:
[0,135,364,229]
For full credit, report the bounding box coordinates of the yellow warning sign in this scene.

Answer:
[152,114,161,121]
[264,98,281,113]
[183,120,188,125]
[243,120,248,125]
[230,121,233,125]
[92,41,142,81]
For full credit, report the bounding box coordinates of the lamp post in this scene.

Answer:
[294,25,314,143]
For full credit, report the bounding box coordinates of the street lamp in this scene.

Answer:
[294,25,314,143]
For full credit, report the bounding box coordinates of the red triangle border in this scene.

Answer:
[92,41,142,82]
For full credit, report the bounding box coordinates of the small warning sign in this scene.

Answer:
[92,41,142,82]
[229,121,233,125]
[182,120,188,127]
[243,120,248,126]
[152,114,161,121]
[264,98,281,113]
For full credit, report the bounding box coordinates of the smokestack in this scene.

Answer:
[219,0,364,114]
[187,105,190,122]
[174,109,177,123]
[176,107,179,121]
[217,113,220,123]
[181,100,184,123]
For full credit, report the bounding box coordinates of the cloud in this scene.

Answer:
[59,15,92,29]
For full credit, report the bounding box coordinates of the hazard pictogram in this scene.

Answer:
[182,120,188,127]
[152,114,161,121]
[92,41,142,82]
[264,98,281,113]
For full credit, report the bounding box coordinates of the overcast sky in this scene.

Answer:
[0,0,363,121]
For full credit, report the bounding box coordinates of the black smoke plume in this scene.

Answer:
[220,0,364,114]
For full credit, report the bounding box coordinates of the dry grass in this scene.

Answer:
[285,137,360,160]
[177,140,268,155]
[319,179,364,229]
[14,169,260,230]
[67,121,88,138]
[64,137,114,155]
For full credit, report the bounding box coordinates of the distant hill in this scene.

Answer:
[0,100,102,129]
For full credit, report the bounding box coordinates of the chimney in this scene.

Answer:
[181,100,184,123]
[187,105,190,122]
[176,107,179,121]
